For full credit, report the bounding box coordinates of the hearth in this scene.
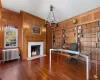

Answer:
[31,45,40,57]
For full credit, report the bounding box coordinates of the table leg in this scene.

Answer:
[50,49,51,62]
[86,56,89,80]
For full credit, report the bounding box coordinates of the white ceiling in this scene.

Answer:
[1,0,100,22]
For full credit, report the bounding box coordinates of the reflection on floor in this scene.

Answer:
[0,53,100,80]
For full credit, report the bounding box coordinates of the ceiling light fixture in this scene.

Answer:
[45,5,58,28]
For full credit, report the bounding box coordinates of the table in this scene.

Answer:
[49,49,90,80]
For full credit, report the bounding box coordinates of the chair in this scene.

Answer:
[67,43,78,61]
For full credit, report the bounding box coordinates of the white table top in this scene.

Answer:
[50,49,79,55]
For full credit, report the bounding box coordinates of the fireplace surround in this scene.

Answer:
[28,42,43,58]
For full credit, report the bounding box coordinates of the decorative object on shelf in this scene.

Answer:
[62,25,67,49]
[78,25,82,34]
[73,27,76,31]
[97,22,100,42]
[73,19,77,24]
[98,21,100,26]
[52,29,56,48]
[78,25,83,37]
[77,25,83,52]
[32,26,40,34]
[73,27,76,36]
[72,26,77,43]
[45,5,58,28]
[97,31,100,42]
[98,21,100,31]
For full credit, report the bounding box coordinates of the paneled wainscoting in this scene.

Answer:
[0,53,100,80]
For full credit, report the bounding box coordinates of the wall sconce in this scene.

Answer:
[42,28,46,32]
[0,26,4,31]
[24,25,30,29]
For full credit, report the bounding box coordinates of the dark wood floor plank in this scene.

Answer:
[0,53,100,80]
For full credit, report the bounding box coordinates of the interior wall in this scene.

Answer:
[55,7,100,61]
[21,11,46,59]
[0,8,46,60]
[1,8,21,48]
[46,27,53,54]
[0,1,100,61]
[0,8,21,60]
[0,0,1,8]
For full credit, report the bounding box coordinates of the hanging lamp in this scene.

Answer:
[45,5,58,28]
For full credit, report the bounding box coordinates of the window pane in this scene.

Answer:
[4,25,18,47]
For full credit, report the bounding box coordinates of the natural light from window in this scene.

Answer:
[4,25,18,48]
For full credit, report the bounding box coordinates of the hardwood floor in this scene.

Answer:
[0,53,100,80]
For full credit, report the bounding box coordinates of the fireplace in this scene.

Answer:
[28,42,43,58]
[31,45,40,57]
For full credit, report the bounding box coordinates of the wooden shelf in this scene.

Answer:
[96,42,100,43]
[82,32,97,35]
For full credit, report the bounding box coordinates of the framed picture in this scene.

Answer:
[32,26,40,34]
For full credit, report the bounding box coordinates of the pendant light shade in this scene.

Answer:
[45,5,58,28]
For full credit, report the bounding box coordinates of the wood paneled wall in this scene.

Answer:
[0,8,21,60]
[1,8,21,48]
[0,1,100,61]
[0,0,2,8]
[0,8,46,60]
[46,27,53,54]
[57,7,100,46]
[55,7,100,61]
[21,11,46,59]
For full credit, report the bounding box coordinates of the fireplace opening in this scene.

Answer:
[31,45,40,57]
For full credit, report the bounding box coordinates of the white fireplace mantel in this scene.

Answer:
[28,42,43,58]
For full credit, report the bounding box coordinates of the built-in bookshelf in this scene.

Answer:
[53,24,76,49]
[53,28,62,48]
[53,21,100,60]
[80,21,100,60]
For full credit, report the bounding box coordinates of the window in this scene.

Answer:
[4,25,18,48]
